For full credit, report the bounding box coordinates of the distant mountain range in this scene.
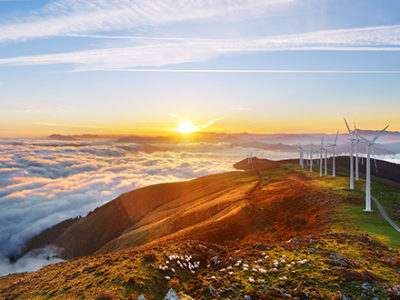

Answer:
[47,130,400,155]
[49,129,400,143]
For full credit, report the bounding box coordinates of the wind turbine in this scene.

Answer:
[320,138,324,176]
[344,118,355,190]
[354,123,360,181]
[324,144,328,176]
[305,150,309,166]
[355,125,389,212]
[298,144,304,168]
[309,144,313,172]
[247,149,253,164]
[328,131,339,177]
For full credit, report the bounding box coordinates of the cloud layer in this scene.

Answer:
[0,138,256,275]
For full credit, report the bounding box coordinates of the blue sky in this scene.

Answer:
[0,0,400,136]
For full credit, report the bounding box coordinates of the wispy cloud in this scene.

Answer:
[1,25,400,71]
[0,0,292,42]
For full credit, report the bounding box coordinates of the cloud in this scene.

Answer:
[0,138,251,275]
[1,25,400,71]
[0,246,63,276]
[0,0,293,43]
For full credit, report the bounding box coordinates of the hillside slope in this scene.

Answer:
[22,161,330,259]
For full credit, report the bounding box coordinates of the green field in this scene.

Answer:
[301,165,400,249]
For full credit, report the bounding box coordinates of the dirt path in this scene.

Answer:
[362,185,400,234]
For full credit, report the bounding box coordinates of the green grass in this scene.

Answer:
[299,165,400,249]
[371,182,400,228]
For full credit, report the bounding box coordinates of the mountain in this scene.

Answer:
[2,159,400,299]
[120,144,168,153]
[20,159,328,259]
[20,157,400,260]
[48,134,77,141]
[118,132,238,144]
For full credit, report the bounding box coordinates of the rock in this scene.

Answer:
[137,295,146,300]
[362,282,371,290]
[164,288,179,300]
[211,256,220,265]
[244,296,252,300]
[209,285,216,296]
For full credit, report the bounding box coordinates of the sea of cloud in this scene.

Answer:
[0,137,296,276]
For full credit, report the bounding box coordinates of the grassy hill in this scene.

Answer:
[1,161,400,299]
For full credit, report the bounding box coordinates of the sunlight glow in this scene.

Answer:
[174,120,198,135]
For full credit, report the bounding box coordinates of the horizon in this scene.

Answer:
[1,127,398,139]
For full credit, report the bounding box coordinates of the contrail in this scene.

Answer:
[105,69,400,74]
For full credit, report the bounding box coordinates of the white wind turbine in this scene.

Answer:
[354,123,360,181]
[305,150,309,166]
[309,144,314,172]
[344,118,356,190]
[298,144,304,168]
[324,144,328,176]
[247,149,253,164]
[320,138,324,176]
[328,131,339,177]
[355,125,389,212]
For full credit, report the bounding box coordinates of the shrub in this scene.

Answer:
[143,251,157,262]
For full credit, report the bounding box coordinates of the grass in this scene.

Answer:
[371,182,400,228]
[299,164,400,249]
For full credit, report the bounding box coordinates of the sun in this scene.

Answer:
[175,120,198,135]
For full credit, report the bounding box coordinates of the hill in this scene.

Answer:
[2,160,400,299]
[20,160,328,259]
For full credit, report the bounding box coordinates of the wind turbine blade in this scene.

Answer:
[355,132,372,144]
[334,130,339,145]
[344,118,352,134]
[372,125,389,143]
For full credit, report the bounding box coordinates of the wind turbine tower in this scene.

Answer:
[344,118,355,190]
[298,144,304,168]
[329,131,339,177]
[354,123,360,181]
[355,125,389,212]
[320,138,324,176]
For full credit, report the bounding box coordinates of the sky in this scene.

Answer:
[0,0,400,136]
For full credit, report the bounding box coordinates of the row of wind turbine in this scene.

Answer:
[298,130,338,177]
